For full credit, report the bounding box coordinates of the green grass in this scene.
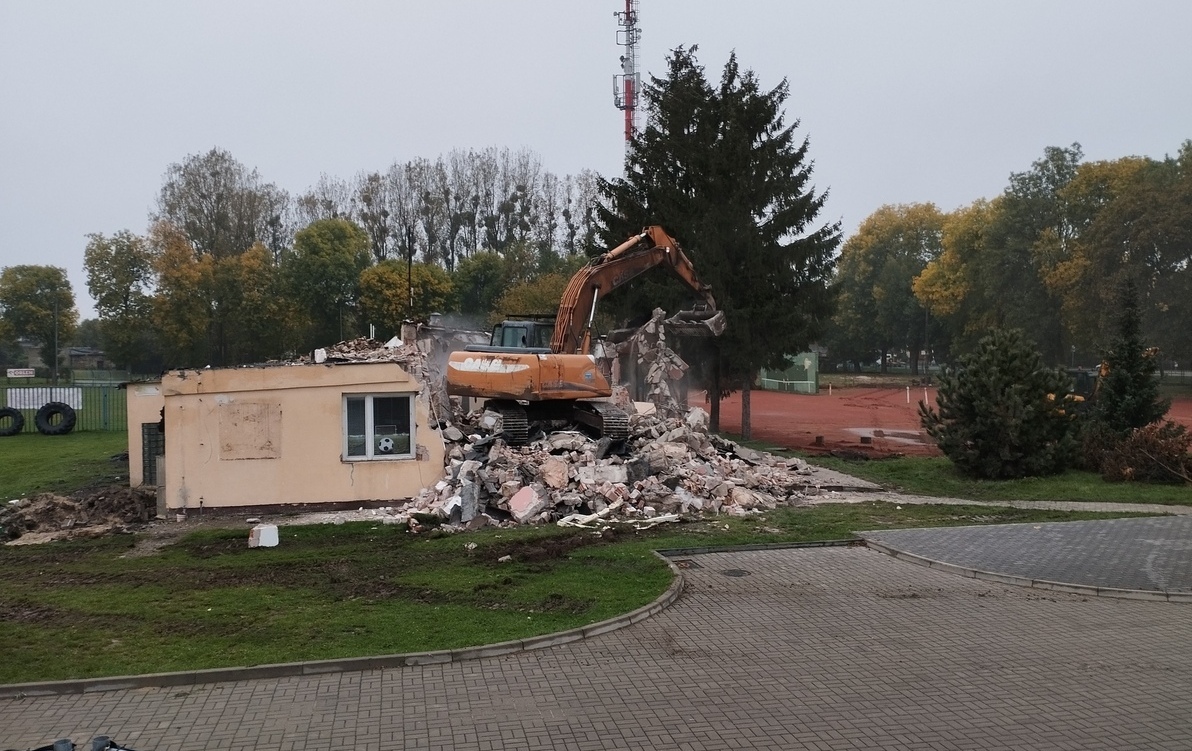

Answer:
[0,427,1181,684]
[0,500,1155,684]
[0,432,130,499]
[806,453,1192,505]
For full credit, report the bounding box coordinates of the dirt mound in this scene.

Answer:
[2,484,158,544]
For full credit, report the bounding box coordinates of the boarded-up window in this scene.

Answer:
[219,402,282,460]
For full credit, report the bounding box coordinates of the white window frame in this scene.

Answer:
[342,392,416,461]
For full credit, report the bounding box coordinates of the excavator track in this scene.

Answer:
[491,401,529,445]
[573,401,630,442]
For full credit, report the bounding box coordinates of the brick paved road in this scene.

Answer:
[4,546,1191,750]
[861,516,1192,593]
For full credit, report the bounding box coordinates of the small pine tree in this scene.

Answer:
[920,328,1079,479]
[1093,278,1170,435]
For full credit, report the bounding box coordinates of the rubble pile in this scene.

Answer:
[401,403,823,530]
[304,336,431,381]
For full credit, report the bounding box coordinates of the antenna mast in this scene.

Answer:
[613,0,641,148]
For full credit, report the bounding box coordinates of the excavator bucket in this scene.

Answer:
[664,308,726,337]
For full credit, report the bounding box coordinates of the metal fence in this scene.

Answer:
[0,385,128,434]
[756,352,820,395]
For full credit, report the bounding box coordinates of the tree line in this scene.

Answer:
[828,142,1192,373]
[2,45,840,446]
[1,147,606,373]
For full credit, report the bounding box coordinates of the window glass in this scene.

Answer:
[498,325,525,348]
[372,396,411,455]
[344,394,412,459]
[346,397,366,457]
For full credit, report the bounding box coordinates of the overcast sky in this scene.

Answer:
[2,0,1190,320]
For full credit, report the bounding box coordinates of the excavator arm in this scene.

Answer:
[550,226,718,354]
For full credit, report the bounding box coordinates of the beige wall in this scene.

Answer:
[126,381,165,487]
[159,362,445,510]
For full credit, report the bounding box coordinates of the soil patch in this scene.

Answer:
[3,484,157,543]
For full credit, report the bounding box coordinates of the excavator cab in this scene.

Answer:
[490,320,554,350]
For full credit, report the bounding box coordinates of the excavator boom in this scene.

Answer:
[550,226,717,354]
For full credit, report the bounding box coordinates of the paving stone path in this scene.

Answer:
[861,515,1192,593]
[4,545,1191,751]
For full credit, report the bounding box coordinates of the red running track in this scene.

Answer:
[708,388,1192,458]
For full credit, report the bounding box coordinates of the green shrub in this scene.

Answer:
[919,328,1079,479]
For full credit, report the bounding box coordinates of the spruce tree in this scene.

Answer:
[920,328,1079,479]
[1093,278,1170,434]
[596,47,840,434]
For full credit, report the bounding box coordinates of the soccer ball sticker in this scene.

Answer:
[378,436,395,453]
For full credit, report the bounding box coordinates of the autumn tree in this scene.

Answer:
[150,222,217,367]
[915,147,1081,365]
[83,230,161,371]
[1047,145,1192,366]
[449,241,575,323]
[1041,157,1147,345]
[155,147,290,260]
[284,218,372,349]
[358,260,455,340]
[489,272,573,327]
[0,265,78,376]
[216,243,303,363]
[832,204,943,374]
[597,47,840,436]
[914,198,1004,360]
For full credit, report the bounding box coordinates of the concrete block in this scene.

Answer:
[249,524,279,548]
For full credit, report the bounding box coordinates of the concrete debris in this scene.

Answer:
[255,319,875,536]
[359,393,845,533]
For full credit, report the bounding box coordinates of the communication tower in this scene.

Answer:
[613,0,641,146]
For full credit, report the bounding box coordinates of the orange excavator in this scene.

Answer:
[445,226,725,443]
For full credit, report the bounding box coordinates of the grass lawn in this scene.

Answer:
[0,432,130,500]
[0,501,1153,684]
[0,429,1180,684]
[805,454,1192,505]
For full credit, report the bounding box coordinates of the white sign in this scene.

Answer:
[5,368,35,378]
